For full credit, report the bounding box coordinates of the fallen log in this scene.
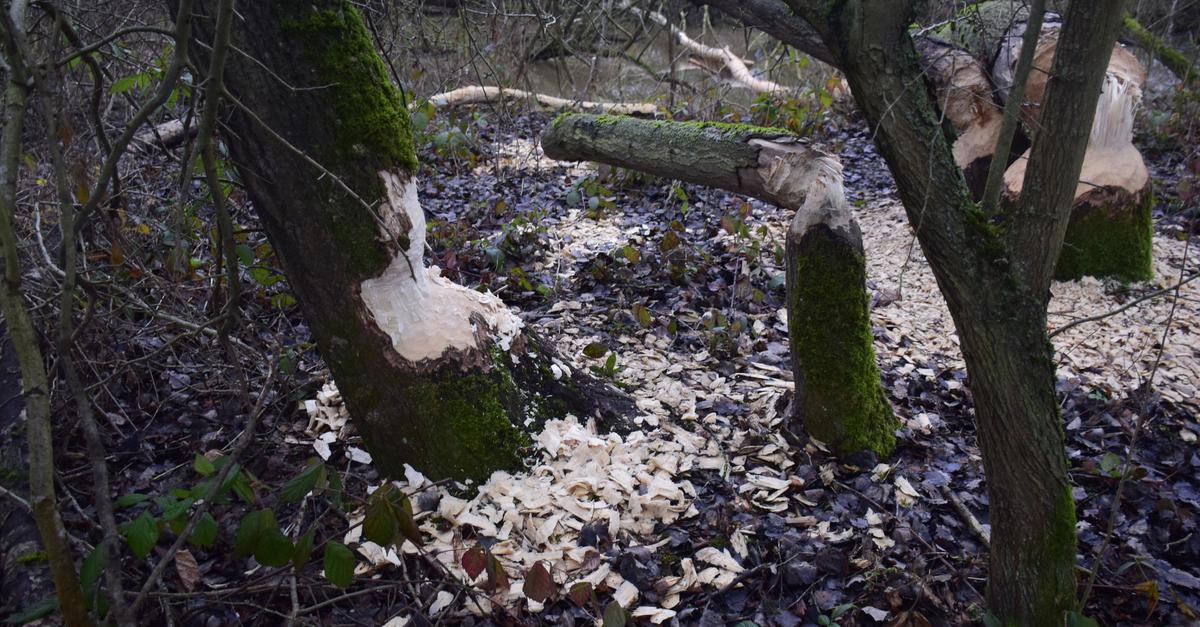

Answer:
[130,117,196,154]
[542,114,826,206]
[425,85,658,116]
[1123,13,1196,85]
[541,113,896,456]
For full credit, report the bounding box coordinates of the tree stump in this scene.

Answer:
[785,163,896,457]
[1004,39,1153,282]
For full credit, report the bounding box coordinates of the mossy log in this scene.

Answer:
[1123,14,1196,84]
[542,113,831,207]
[186,1,633,483]
[542,113,895,457]
[786,193,897,457]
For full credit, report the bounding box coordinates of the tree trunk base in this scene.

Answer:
[1054,183,1154,282]
[357,332,636,483]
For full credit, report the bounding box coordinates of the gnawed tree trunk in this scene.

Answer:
[184,1,632,482]
[786,167,895,457]
[542,113,896,456]
[1003,37,1154,282]
[915,38,1002,199]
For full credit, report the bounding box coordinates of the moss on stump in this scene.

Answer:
[1054,185,1154,283]
[355,350,533,483]
[786,219,896,457]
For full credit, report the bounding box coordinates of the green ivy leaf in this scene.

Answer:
[193,453,216,477]
[234,509,275,558]
[1100,452,1123,477]
[279,461,325,504]
[395,496,422,547]
[253,528,294,567]
[292,528,316,572]
[602,601,628,627]
[110,75,139,94]
[115,493,150,508]
[323,541,355,588]
[582,342,609,359]
[188,513,218,548]
[80,547,106,598]
[362,498,396,546]
[122,511,159,559]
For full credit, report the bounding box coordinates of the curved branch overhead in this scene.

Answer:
[688,0,837,67]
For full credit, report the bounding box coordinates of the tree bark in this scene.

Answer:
[786,179,895,457]
[542,114,833,208]
[689,0,836,67]
[780,0,1125,623]
[182,0,632,482]
[0,5,88,624]
[542,113,896,456]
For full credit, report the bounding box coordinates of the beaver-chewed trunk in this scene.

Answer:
[1004,36,1153,282]
[183,0,633,482]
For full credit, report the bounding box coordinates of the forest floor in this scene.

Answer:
[52,111,1200,626]
[297,112,1200,625]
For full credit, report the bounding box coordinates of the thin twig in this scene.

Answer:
[1048,271,1200,338]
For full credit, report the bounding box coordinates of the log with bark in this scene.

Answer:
[184,0,634,483]
[425,86,658,116]
[542,113,896,456]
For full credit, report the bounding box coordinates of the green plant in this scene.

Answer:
[566,174,617,219]
[817,602,855,626]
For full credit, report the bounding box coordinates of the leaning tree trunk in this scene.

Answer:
[182,1,632,482]
[542,114,897,457]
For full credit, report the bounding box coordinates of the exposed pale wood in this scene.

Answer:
[130,118,196,153]
[425,85,657,115]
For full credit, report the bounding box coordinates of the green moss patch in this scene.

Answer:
[1054,187,1154,283]
[359,356,533,483]
[787,225,897,457]
[283,4,419,175]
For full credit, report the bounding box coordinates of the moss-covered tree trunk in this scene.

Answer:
[543,113,896,456]
[181,1,631,482]
[786,196,895,457]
